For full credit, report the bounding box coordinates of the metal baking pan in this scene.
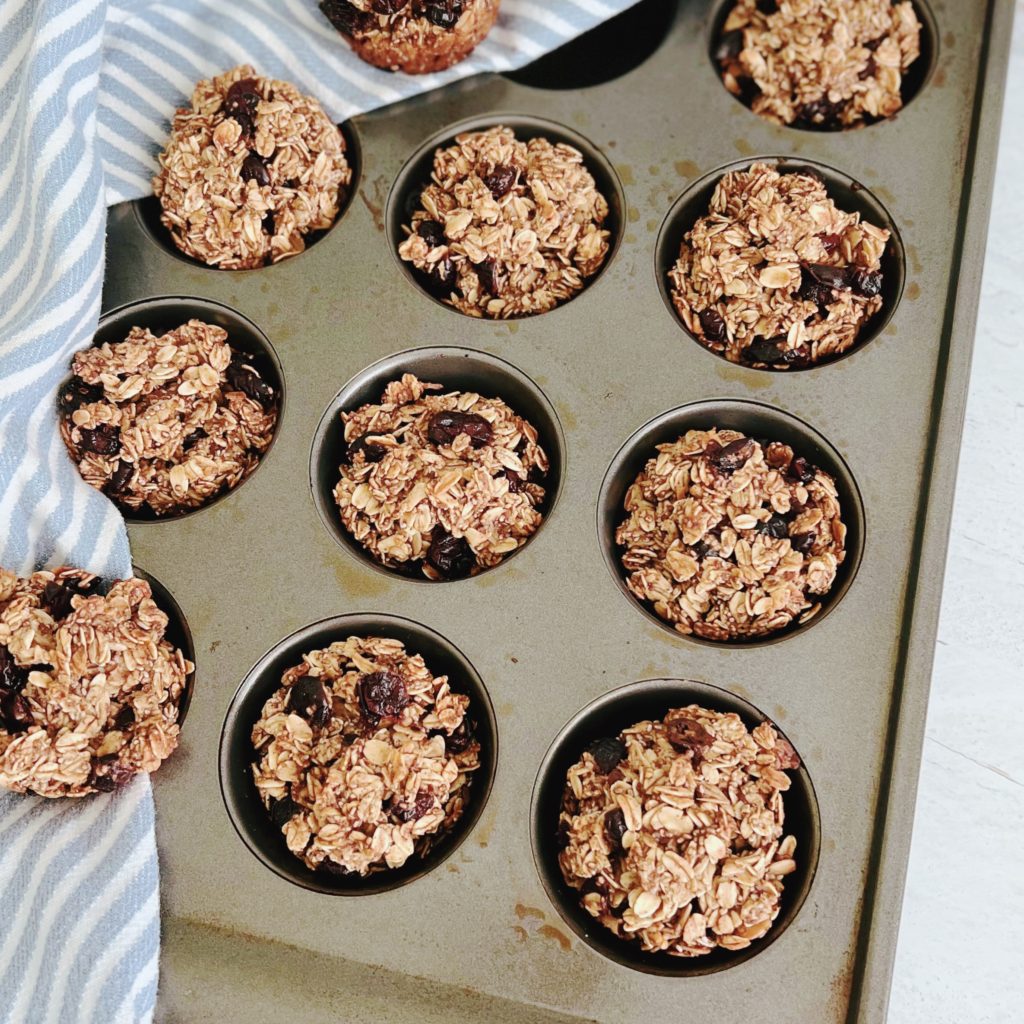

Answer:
[95,0,1015,1019]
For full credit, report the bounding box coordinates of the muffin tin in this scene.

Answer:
[97,0,1014,1020]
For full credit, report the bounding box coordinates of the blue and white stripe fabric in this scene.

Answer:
[0,1,637,1021]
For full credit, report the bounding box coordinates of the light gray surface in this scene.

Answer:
[97,1,1011,1020]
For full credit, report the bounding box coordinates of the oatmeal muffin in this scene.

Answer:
[398,125,612,318]
[716,0,923,130]
[333,373,549,579]
[60,320,278,517]
[616,428,846,641]
[0,568,192,798]
[153,65,352,269]
[558,706,800,957]
[251,636,479,876]
[319,0,500,74]
[669,163,890,368]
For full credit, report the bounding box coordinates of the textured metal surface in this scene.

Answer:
[96,0,1013,1020]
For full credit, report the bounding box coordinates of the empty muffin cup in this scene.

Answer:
[219,613,497,895]
[310,346,565,582]
[531,677,821,975]
[597,398,865,646]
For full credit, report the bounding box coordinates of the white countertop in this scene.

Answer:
[889,6,1024,1021]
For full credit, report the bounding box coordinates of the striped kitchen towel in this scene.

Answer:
[0,1,640,1022]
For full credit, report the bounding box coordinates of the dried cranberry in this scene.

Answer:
[774,735,802,770]
[850,269,883,297]
[319,0,366,35]
[77,424,121,456]
[758,515,790,540]
[604,808,628,852]
[795,96,846,130]
[791,532,815,554]
[41,576,100,621]
[427,410,493,448]
[417,219,446,249]
[343,432,387,465]
[587,736,626,774]
[0,692,32,734]
[802,262,851,291]
[114,704,135,730]
[423,257,458,296]
[742,336,788,365]
[445,722,473,753]
[424,0,463,29]
[226,356,275,409]
[241,154,271,187]
[665,712,713,754]
[223,78,261,118]
[714,29,744,63]
[270,796,302,829]
[709,437,754,472]
[392,792,433,823]
[818,232,842,254]
[789,456,816,483]
[59,376,103,413]
[104,460,133,498]
[286,676,332,728]
[476,257,505,297]
[503,470,525,493]
[482,164,516,199]
[698,307,728,343]
[426,529,475,579]
[90,761,134,791]
[372,0,409,11]
[358,671,409,723]
[0,646,30,694]
[555,820,571,851]
[182,429,206,453]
